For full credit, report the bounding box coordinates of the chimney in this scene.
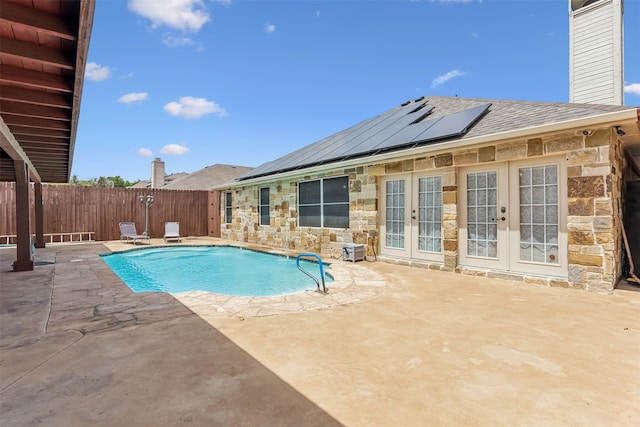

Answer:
[569,0,624,105]
[151,157,165,188]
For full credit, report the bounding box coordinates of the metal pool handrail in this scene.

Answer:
[295,253,327,294]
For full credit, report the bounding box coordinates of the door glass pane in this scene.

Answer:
[545,165,558,184]
[418,176,442,253]
[519,165,559,264]
[466,171,498,258]
[386,180,405,249]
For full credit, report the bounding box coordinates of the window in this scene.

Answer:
[225,192,232,224]
[259,187,270,226]
[299,176,349,228]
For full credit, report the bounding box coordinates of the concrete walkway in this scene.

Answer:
[1,240,639,426]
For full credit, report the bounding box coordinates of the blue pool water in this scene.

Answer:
[101,246,332,296]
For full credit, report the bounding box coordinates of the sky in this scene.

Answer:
[73,0,640,182]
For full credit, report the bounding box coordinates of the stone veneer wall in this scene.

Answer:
[566,128,623,292]
[221,168,378,259]
[221,128,622,293]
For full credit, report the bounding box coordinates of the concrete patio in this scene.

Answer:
[1,239,639,426]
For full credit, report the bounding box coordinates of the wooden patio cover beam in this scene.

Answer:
[0,117,41,183]
[0,64,73,93]
[0,1,77,41]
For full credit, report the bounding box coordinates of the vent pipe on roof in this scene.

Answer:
[151,157,165,188]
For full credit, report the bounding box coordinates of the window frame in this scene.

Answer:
[259,187,270,226]
[298,175,349,229]
[224,192,232,224]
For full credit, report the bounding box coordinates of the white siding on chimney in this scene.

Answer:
[151,158,165,189]
[569,0,624,105]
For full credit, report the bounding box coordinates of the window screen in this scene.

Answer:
[259,187,270,226]
[299,176,349,228]
[225,192,232,224]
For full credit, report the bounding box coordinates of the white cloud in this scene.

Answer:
[138,148,154,157]
[118,92,149,104]
[624,83,640,96]
[160,143,190,155]
[128,0,211,32]
[431,70,467,87]
[265,23,276,33]
[85,62,111,81]
[164,96,228,119]
[162,34,195,47]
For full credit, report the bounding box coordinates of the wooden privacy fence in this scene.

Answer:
[0,183,220,241]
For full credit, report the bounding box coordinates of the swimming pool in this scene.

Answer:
[101,246,333,296]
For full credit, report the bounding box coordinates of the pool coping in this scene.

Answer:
[102,237,388,317]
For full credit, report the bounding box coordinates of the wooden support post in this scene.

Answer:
[34,181,45,248]
[13,160,33,271]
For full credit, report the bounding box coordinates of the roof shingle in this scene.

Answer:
[240,96,634,180]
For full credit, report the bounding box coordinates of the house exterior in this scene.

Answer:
[569,0,624,105]
[129,172,189,189]
[162,164,253,190]
[129,161,253,190]
[216,96,640,293]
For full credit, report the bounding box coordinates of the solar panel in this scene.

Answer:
[242,103,420,179]
[288,101,421,170]
[332,106,435,159]
[239,99,491,180]
[332,106,435,160]
[273,114,384,172]
[368,114,441,151]
[300,100,430,164]
[374,103,491,151]
[248,116,376,177]
[411,103,490,143]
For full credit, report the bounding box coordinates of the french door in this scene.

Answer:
[459,157,567,277]
[380,173,444,262]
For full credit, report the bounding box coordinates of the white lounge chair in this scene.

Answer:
[164,222,181,243]
[119,222,150,245]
